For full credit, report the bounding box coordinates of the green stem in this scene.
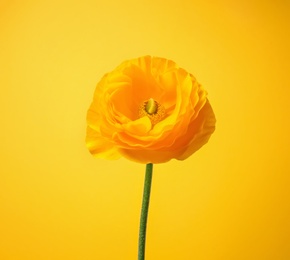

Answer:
[138,163,153,260]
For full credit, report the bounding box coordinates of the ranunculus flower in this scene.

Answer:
[86,56,216,164]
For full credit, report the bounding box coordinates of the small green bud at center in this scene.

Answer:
[145,98,157,115]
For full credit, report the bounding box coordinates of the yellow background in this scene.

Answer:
[1,0,290,259]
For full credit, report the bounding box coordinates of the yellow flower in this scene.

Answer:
[86,56,216,164]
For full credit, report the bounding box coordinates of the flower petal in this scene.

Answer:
[176,101,216,160]
[86,126,120,160]
[122,116,152,136]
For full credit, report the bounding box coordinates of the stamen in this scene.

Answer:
[139,98,165,125]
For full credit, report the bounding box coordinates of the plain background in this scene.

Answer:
[1,0,290,259]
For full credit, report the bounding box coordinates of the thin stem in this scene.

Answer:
[138,163,153,260]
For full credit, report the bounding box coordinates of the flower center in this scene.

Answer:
[139,98,165,125]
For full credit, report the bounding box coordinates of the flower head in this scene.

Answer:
[86,56,216,164]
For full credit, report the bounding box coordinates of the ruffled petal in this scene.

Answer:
[122,116,152,135]
[86,126,120,160]
[175,100,216,160]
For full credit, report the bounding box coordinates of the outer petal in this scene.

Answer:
[175,100,216,160]
[86,126,120,160]
[118,148,178,164]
